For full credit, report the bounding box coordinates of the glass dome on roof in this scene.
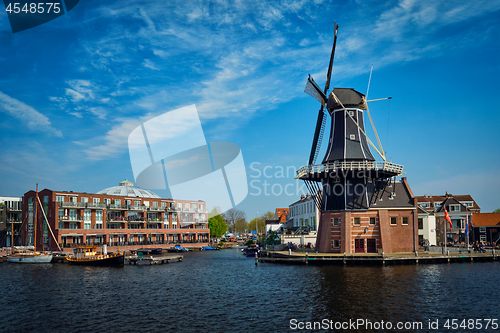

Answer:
[97,180,161,198]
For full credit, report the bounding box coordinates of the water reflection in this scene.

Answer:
[0,251,498,332]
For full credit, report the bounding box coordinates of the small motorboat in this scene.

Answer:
[167,245,188,253]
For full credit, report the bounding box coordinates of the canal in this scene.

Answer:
[0,249,498,332]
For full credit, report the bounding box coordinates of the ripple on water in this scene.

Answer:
[0,250,498,332]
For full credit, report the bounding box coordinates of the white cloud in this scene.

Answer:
[84,114,154,160]
[89,107,107,120]
[0,91,63,137]
[65,88,86,102]
[143,59,160,70]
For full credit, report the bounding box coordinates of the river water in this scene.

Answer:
[0,249,498,332]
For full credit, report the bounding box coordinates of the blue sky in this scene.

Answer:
[0,0,499,218]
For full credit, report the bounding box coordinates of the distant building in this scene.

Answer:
[275,208,289,223]
[265,208,289,234]
[287,194,320,232]
[21,181,210,252]
[0,196,23,247]
[471,213,500,245]
[415,194,480,244]
[417,206,437,246]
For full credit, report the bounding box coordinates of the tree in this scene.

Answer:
[223,208,246,226]
[208,206,222,219]
[208,214,227,239]
[266,231,281,245]
[494,208,500,213]
[248,217,266,234]
[260,211,276,221]
[234,219,248,234]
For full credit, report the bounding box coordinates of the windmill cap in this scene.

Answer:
[328,88,367,110]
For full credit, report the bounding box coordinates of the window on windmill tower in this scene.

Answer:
[354,217,360,225]
[348,111,354,116]
[369,217,376,225]
[390,217,397,225]
[333,218,340,226]
[350,134,355,140]
[402,217,409,225]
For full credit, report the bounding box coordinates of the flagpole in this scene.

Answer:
[444,217,447,254]
[466,209,469,252]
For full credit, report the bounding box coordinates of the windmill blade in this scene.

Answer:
[308,107,327,165]
[304,75,327,106]
[307,22,339,166]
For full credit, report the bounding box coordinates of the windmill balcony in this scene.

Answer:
[296,161,404,179]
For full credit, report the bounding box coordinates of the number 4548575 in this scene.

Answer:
[5,3,61,14]
[443,319,498,330]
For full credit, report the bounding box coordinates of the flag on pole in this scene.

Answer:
[444,207,452,229]
[465,209,469,237]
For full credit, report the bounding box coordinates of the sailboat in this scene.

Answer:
[7,185,53,263]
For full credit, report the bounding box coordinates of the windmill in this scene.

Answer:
[297,23,404,212]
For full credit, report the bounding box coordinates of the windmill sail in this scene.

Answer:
[304,76,327,107]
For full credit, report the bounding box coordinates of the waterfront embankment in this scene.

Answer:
[259,250,498,265]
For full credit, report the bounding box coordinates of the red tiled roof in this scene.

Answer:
[472,213,500,226]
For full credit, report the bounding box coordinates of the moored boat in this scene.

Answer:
[243,246,260,257]
[7,184,56,264]
[167,245,188,253]
[7,250,53,263]
[201,246,220,251]
[66,245,124,266]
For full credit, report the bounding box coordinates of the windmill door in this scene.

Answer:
[367,239,377,253]
[355,239,364,253]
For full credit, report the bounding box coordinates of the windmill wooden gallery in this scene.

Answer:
[296,23,417,254]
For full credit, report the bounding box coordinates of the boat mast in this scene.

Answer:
[34,184,38,251]
[11,210,14,252]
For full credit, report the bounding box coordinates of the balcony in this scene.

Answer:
[59,202,85,208]
[128,205,146,211]
[148,206,163,212]
[86,202,107,208]
[59,215,84,221]
[108,204,126,210]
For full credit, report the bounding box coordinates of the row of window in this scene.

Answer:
[331,217,378,226]
[290,200,315,217]
[418,202,473,210]
[391,217,409,225]
[55,195,204,210]
[330,217,409,226]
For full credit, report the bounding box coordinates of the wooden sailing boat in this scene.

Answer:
[66,245,124,266]
[7,184,53,263]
